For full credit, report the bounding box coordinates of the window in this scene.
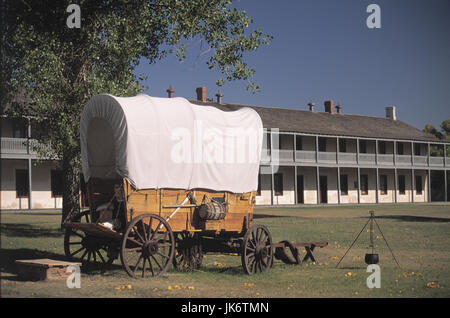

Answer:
[296,136,302,151]
[340,174,348,195]
[380,175,388,195]
[360,174,368,195]
[397,143,404,155]
[13,119,27,138]
[16,169,29,198]
[379,141,386,154]
[51,170,63,197]
[339,139,347,153]
[414,144,421,156]
[318,138,326,152]
[415,175,423,195]
[398,175,406,195]
[359,140,367,154]
[274,173,283,196]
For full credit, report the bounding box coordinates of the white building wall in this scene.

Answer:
[272,166,295,205]
[0,159,62,210]
[255,172,272,205]
[298,166,318,204]
[319,167,339,204]
[412,170,428,203]
[339,168,359,204]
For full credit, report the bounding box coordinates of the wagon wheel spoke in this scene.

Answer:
[141,220,148,242]
[70,246,85,257]
[80,249,88,261]
[133,254,143,276]
[147,256,155,276]
[151,255,163,270]
[125,247,142,252]
[127,237,144,247]
[126,251,141,264]
[156,251,170,259]
[97,250,106,264]
[133,224,146,244]
[72,231,84,239]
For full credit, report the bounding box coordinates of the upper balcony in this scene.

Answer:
[261,132,449,168]
[1,137,53,159]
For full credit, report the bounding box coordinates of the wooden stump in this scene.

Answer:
[15,259,82,281]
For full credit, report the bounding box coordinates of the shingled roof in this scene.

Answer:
[190,100,438,142]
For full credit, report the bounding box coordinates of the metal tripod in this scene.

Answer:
[335,210,401,268]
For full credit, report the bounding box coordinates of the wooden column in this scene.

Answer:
[445,170,448,203]
[271,165,275,206]
[27,117,32,210]
[356,138,360,165]
[294,165,298,205]
[375,168,379,204]
[315,135,319,163]
[394,140,397,166]
[316,166,320,204]
[357,167,361,204]
[394,168,398,203]
[375,139,379,165]
[337,166,341,204]
[428,169,431,203]
[411,169,415,203]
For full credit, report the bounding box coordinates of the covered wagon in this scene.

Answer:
[64,94,275,277]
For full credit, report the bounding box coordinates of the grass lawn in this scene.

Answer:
[1,203,450,298]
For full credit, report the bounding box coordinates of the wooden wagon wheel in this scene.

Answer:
[64,211,115,271]
[173,231,203,271]
[120,214,175,278]
[241,224,274,275]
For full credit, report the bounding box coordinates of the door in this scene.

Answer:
[297,175,304,204]
[320,176,328,204]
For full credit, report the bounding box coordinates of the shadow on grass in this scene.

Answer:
[253,214,297,219]
[0,223,64,238]
[374,215,450,223]
[0,248,123,281]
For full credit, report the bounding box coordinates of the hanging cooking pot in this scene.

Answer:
[365,253,379,265]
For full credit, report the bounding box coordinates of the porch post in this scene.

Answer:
[294,165,298,205]
[428,169,431,203]
[27,117,32,210]
[375,167,379,204]
[445,169,448,202]
[394,168,398,203]
[357,167,361,204]
[316,166,320,204]
[337,166,341,204]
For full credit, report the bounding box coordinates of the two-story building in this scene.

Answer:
[1,87,449,210]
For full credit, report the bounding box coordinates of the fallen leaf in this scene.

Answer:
[426,281,440,288]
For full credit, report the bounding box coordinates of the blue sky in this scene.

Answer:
[134,0,450,131]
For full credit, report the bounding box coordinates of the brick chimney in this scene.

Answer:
[216,91,223,104]
[385,106,397,120]
[336,103,343,114]
[166,85,175,98]
[196,87,207,102]
[324,100,334,114]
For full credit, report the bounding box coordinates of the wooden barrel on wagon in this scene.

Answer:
[64,93,270,277]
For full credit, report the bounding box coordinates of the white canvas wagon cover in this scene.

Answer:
[80,94,263,193]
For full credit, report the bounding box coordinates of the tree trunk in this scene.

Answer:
[61,151,81,227]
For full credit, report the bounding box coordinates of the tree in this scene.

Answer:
[423,120,450,156]
[1,0,272,225]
